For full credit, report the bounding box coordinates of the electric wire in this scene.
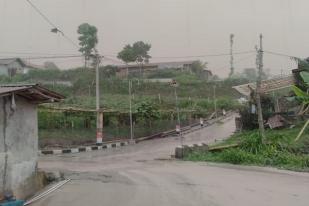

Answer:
[26,0,79,49]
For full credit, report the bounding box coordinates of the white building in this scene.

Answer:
[0,58,42,77]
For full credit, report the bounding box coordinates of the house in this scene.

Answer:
[115,60,208,78]
[0,58,42,77]
[0,84,64,199]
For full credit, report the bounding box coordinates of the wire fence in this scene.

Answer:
[38,109,201,148]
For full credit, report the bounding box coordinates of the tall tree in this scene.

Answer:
[191,61,207,74]
[77,23,98,67]
[117,44,136,64]
[117,41,151,64]
[117,41,151,77]
[132,41,151,64]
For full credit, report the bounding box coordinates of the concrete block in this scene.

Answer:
[175,146,184,159]
[71,148,79,153]
[53,150,62,155]
[175,143,209,159]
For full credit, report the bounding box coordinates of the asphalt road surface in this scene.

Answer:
[33,115,309,206]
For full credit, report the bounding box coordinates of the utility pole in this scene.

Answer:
[129,80,134,143]
[213,85,217,119]
[256,34,265,139]
[95,52,103,144]
[171,80,183,150]
[174,86,183,148]
[229,34,234,77]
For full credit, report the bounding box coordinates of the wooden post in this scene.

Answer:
[295,120,309,142]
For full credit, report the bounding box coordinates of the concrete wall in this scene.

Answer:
[0,65,9,76]
[0,61,24,76]
[0,96,38,197]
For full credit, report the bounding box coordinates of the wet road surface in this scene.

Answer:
[33,115,309,206]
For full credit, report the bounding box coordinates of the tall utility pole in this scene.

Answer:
[171,80,183,149]
[256,34,265,139]
[174,86,183,148]
[213,85,217,118]
[96,53,103,144]
[129,80,134,142]
[229,34,235,77]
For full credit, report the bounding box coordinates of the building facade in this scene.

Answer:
[0,84,64,198]
[0,58,42,77]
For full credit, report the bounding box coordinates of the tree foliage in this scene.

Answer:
[191,61,207,74]
[117,41,151,64]
[136,101,159,125]
[117,45,136,63]
[77,23,98,60]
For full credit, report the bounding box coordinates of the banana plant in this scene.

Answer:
[292,85,309,115]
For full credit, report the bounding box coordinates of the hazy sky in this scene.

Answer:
[0,0,308,77]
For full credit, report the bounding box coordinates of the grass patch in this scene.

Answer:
[185,123,309,171]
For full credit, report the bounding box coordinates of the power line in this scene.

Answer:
[26,0,57,28]
[18,55,83,60]
[26,0,79,49]
[147,50,255,59]
[214,54,256,71]
[104,50,255,60]
[0,51,80,56]
[264,50,299,59]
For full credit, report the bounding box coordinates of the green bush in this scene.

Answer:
[220,149,262,164]
[185,126,309,171]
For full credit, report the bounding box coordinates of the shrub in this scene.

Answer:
[220,149,261,164]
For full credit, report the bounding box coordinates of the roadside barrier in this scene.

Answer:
[39,140,131,155]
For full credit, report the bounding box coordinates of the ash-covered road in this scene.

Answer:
[33,114,309,206]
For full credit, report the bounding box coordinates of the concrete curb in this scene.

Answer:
[175,143,209,159]
[39,140,132,155]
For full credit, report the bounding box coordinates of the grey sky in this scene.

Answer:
[0,0,308,76]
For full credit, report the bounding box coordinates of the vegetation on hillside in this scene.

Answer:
[0,65,248,145]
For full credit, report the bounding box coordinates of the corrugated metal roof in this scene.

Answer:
[0,84,65,103]
[233,74,296,96]
[0,86,32,94]
[232,83,255,97]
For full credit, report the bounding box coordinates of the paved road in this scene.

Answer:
[33,115,309,206]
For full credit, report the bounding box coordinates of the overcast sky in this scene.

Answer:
[0,0,308,77]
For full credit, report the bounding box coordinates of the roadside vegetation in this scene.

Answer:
[186,123,309,171]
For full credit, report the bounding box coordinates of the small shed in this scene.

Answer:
[0,84,64,198]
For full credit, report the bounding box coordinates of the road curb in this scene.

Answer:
[39,140,132,155]
[175,143,209,159]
